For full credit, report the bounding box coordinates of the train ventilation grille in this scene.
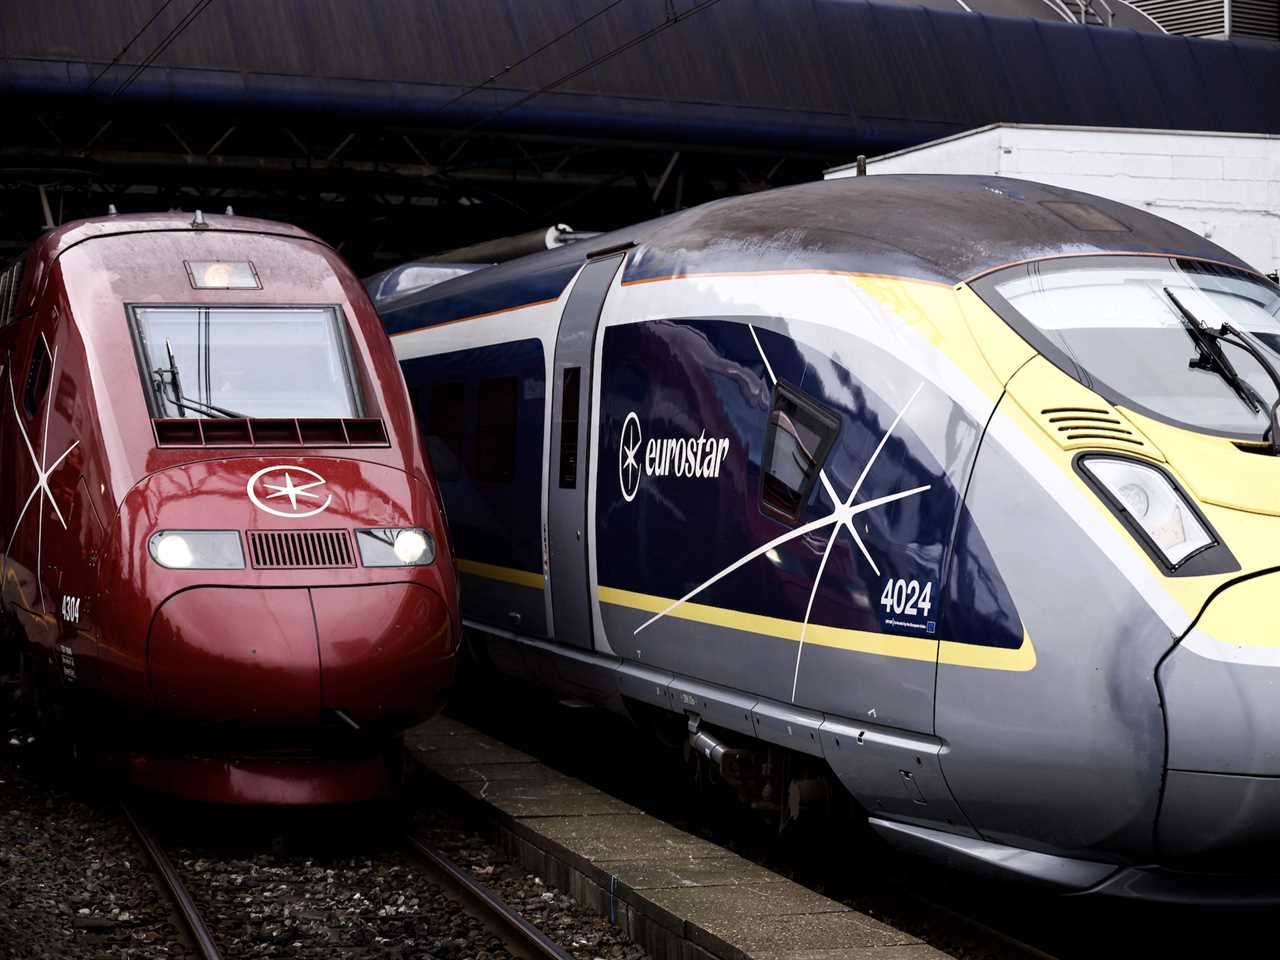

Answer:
[152,417,389,448]
[247,530,355,569]
[1041,407,1147,448]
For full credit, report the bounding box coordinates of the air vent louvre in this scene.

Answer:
[247,530,355,569]
[1040,407,1147,448]
[153,417,390,448]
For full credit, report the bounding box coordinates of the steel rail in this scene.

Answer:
[403,831,576,960]
[120,803,224,960]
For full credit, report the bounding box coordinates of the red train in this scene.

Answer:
[0,211,458,804]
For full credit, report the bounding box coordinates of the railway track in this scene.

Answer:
[120,798,579,960]
[403,831,576,960]
[120,802,223,960]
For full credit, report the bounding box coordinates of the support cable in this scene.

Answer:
[111,0,217,100]
[86,0,178,91]
[439,0,728,151]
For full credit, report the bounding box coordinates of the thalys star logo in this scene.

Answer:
[247,465,332,518]
[619,412,642,502]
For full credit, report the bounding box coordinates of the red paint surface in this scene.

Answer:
[149,587,322,724]
[126,753,394,806]
[0,214,459,804]
[312,583,455,726]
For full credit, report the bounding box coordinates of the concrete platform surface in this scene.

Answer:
[406,716,952,960]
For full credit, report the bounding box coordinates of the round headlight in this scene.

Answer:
[393,529,431,564]
[154,533,194,568]
[1118,482,1150,518]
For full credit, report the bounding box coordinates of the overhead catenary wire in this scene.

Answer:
[111,0,217,100]
[438,0,728,151]
[430,0,633,119]
[86,0,179,91]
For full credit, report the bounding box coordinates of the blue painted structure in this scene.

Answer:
[2,0,1277,154]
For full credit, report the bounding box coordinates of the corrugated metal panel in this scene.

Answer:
[1130,0,1225,35]
[1232,0,1280,38]
[1132,0,1278,36]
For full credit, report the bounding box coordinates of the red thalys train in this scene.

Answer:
[0,211,458,804]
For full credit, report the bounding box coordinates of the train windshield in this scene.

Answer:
[978,256,1280,439]
[132,306,361,419]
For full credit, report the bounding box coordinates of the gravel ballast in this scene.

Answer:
[0,681,193,960]
[148,792,649,960]
[1,672,650,960]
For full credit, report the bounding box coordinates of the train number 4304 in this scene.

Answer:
[880,578,933,617]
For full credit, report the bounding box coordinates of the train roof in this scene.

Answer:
[35,212,324,260]
[380,175,1250,334]
[14,212,330,317]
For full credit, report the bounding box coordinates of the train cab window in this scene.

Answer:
[558,367,581,489]
[131,306,361,419]
[22,336,52,418]
[476,376,518,483]
[760,383,839,524]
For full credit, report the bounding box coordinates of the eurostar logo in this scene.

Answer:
[247,465,332,518]
[617,412,732,502]
[619,412,642,502]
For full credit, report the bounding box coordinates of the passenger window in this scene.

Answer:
[0,258,23,328]
[23,336,52,419]
[558,367,581,489]
[476,376,518,483]
[428,381,466,461]
[760,383,839,523]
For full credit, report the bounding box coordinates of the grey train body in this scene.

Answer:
[384,176,1280,903]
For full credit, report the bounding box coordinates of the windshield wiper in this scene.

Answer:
[155,338,246,420]
[1166,288,1280,454]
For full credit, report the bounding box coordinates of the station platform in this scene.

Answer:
[406,716,948,960]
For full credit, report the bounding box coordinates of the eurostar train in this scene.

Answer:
[382,176,1280,901]
[0,211,458,804]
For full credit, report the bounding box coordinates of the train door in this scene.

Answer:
[546,253,625,649]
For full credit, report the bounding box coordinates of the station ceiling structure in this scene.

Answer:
[1,0,1278,273]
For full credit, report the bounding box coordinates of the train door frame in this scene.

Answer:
[546,253,626,650]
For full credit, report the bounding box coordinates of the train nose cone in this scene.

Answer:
[149,587,321,724]
[1157,573,1280,866]
[148,584,456,729]
[311,584,456,728]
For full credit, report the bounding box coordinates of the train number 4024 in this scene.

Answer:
[880,578,933,617]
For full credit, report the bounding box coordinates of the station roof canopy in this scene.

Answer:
[1,0,1277,269]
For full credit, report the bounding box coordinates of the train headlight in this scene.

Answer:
[1079,457,1215,567]
[356,528,436,567]
[148,531,245,569]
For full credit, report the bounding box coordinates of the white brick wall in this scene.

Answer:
[827,124,1280,275]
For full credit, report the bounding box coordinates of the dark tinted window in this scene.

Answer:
[476,376,518,483]
[760,383,839,523]
[558,367,581,489]
[0,257,24,327]
[428,381,466,460]
[23,335,51,418]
